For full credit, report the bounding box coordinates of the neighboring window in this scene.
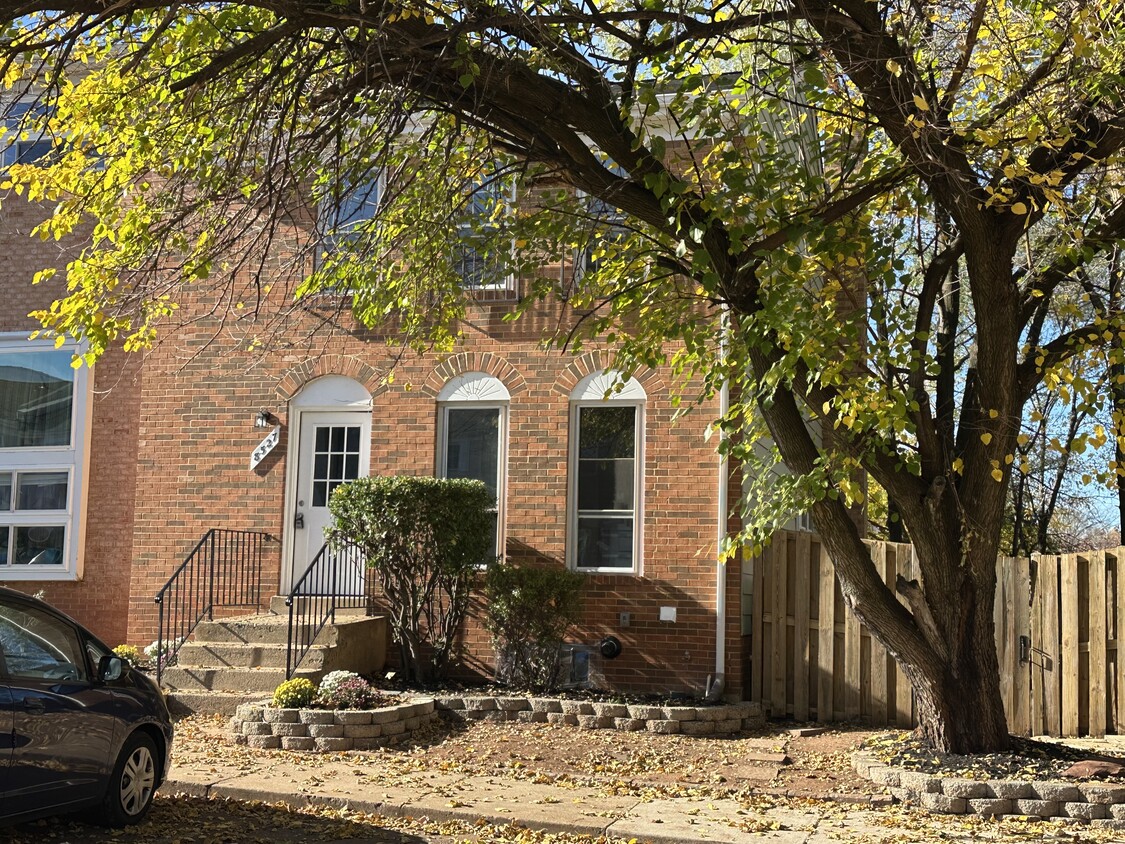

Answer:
[455,176,515,291]
[437,372,509,557]
[2,101,55,167]
[0,338,89,581]
[568,371,645,573]
[570,191,628,292]
[316,173,383,265]
[0,599,86,681]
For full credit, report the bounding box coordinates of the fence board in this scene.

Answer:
[1030,561,1044,737]
[1118,550,1125,733]
[996,556,1014,724]
[869,543,889,726]
[1043,554,1062,737]
[817,543,835,722]
[895,544,913,728]
[1090,550,1108,737]
[750,543,765,705]
[771,541,789,717]
[845,590,862,720]
[1013,556,1031,736]
[1061,553,1080,737]
[793,531,812,721]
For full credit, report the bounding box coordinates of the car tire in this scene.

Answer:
[98,731,158,827]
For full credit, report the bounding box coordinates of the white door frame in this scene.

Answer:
[280,376,372,595]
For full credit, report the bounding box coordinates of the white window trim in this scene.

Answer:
[436,373,509,560]
[567,371,646,575]
[0,334,91,582]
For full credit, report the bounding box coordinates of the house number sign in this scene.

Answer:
[250,426,281,469]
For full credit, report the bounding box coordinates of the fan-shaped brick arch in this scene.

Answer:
[275,354,388,401]
[554,352,664,397]
[421,352,527,398]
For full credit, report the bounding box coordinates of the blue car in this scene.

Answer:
[0,586,173,826]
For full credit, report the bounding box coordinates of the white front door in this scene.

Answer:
[290,411,370,592]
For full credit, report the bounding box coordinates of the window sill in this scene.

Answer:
[0,568,77,582]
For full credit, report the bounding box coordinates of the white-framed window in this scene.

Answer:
[455,176,516,291]
[316,173,383,264]
[2,101,55,167]
[437,372,509,557]
[0,336,90,581]
[568,371,645,573]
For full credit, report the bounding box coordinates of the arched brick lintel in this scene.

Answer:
[275,354,388,401]
[553,352,665,397]
[420,352,528,398]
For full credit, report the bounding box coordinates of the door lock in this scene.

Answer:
[294,512,305,529]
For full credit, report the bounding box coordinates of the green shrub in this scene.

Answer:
[112,644,145,666]
[273,677,316,709]
[327,475,495,684]
[484,560,584,692]
[317,676,387,710]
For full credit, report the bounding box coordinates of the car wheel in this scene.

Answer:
[99,732,158,826]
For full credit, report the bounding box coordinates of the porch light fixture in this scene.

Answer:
[255,409,278,428]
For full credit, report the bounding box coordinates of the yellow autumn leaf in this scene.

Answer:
[1011,202,1028,215]
[980,432,993,445]
[991,468,1003,482]
[912,94,929,111]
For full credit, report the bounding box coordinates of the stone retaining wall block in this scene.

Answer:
[920,793,967,814]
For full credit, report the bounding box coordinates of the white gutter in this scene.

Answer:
[707,308,731,702]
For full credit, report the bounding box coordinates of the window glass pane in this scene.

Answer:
[314,454,328,481]
[331,427,344,451]
[0,601,86,680]
[577,459,635,510]
[315,426,329,451]
[346,427,360,452]
[13,525,65,566]
[444,408,500,499]
[329,454,344,479]
[0,527,8,565]
[345,454,359,479]
[16,472,68,510]
[313,481,328,508]
[0,473,10,510]
[578,406,635,458]
[0,349,74,448]
[576,517,633,569]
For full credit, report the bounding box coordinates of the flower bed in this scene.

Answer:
[230,694,438,751]
[435,694,763,735]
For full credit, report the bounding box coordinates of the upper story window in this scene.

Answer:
[456,175,516,291]
[437,372,509,557]
[0,337,90,581]
[2,101,56,167]
[568,371,646,574]
[316,173,383,263]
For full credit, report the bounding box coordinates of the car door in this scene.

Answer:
[0,596,118,815]
[0,652,13,815]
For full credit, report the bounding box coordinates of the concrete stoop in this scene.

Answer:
[162,605,388,716]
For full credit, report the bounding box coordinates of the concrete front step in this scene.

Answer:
[162,665,322,693]
[268,595,369,616]
[176,641,329,670]
[192,616,330,646]
[165,690,268,717]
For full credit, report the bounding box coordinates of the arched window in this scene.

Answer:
[437,372,510,557]
[568,371,645,573]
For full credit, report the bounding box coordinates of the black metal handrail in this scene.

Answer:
[154,528,276,684]
[286,541,368,678]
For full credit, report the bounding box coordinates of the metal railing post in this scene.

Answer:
[155,596,165,686]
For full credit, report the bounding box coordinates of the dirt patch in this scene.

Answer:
[178,713,884,801]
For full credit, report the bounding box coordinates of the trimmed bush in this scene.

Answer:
[273,677,316,709]
[484,560,584,692]
[327,475,495,684]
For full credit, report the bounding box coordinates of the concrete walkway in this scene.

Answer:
[159,735,1118,844]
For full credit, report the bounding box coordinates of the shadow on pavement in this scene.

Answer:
[5,794,439,844]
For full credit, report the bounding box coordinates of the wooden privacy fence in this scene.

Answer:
[747,531,1125,737]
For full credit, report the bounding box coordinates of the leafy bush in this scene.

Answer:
[317,676,386,710]
[112,644,145,666]
[484,560,584,692]
[318,670,363,696]
[327,476,495,684]
[273,677,316,709]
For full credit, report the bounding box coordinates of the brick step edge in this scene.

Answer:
[854,750,1125,827]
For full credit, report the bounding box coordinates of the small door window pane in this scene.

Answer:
[346,427,360,451]
[315,427,329,451]
[16,472,68,510]
[13,525,65,566]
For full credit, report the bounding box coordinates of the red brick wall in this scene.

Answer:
[0,198,749,698]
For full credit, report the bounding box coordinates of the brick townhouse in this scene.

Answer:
[0,151,769,700]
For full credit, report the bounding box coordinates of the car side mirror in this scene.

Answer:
[99,655,125,682]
